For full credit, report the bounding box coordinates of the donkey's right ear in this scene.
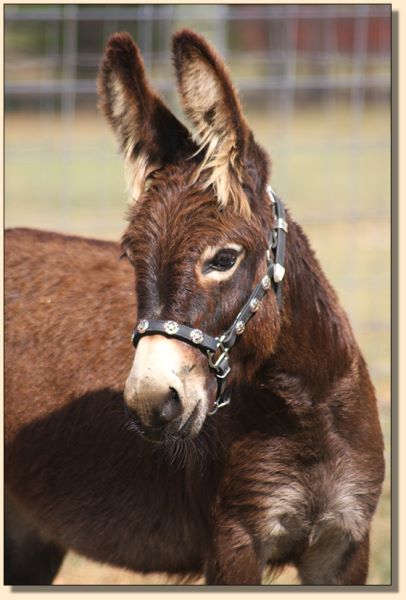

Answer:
[98,32,193,204]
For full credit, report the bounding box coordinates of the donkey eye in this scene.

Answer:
[208,249,239,272]
[199,244,244,281]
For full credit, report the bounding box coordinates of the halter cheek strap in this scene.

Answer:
[131,186,287,415]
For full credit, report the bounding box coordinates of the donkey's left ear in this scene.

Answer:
[173,30,268,216]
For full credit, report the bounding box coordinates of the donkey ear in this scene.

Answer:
[172,30,253,216]
[98,32,193,204]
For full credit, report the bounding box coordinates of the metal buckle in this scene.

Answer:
[207,340,231,415]
[207,342,231,379]
[274,217,288,233]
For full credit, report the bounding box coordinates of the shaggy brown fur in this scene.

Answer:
[5,31,384,586]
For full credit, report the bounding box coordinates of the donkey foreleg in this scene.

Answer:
[295,528,370,585]
[205,515,262,585]
[5,495,66,585]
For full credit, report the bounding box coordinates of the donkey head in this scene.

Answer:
[98,30,281,442]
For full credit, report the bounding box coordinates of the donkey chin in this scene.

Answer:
[124,336,216,442]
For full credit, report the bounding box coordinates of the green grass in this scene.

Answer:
[5,103,391,585]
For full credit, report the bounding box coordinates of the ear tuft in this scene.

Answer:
[172,30,251,216]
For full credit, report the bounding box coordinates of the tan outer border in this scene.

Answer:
[1,1,402,598]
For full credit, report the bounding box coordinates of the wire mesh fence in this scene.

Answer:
[4,4,391,584]
[5,4,391,214]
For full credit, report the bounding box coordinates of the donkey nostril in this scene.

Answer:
[170,387,180,404]
[159,387,182,423]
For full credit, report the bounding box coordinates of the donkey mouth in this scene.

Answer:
[124,400,202,443]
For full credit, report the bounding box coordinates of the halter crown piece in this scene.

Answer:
[131,186,288,415]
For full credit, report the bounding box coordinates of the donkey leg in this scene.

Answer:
[205,515,262,585]
[296,528,370,585]
[4,495,66,585]
[334,534,370,585]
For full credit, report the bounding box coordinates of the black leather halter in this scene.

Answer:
[131,186,287,415]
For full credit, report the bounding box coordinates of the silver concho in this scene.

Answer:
[235,320,245,335]
[249,298,260,313]
[261,275,271,290]
[164,320,179,335]
[137,319,149,334]
[190,329,204,345]
[273,263,286,283]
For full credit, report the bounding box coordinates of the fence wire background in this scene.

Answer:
[4,3,391,585]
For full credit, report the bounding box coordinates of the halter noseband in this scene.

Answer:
[131,186,287,415]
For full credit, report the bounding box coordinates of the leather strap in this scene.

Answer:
[132,319,219,353]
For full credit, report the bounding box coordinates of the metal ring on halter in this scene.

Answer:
[208,387,231,416]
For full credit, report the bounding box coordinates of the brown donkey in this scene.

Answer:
[5,31,384,585]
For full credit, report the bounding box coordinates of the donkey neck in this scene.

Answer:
[267,215,356,400]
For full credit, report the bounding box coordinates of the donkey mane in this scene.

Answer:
[278,218,356,393]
